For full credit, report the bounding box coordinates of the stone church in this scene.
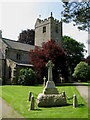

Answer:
[0,13,63,84]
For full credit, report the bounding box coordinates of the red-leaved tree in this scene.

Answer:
[29,40,69,83]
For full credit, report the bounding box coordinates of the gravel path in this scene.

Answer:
[76,85,88,103]
[0,97,24,119]
[73,83,90,108]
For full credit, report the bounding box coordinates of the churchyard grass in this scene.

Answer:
[80,82,90,86]
[57,82,90,86]
[0,85,88,118]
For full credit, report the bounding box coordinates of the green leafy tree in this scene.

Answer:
[18,68,36,85]
[62,2,90,31]
[72,62,90,82]
[63,36,86,74]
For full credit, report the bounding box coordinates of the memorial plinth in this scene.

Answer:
[43,81,59,94]
[36,60,67,107]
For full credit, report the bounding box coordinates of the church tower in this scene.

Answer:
[35,13,63,47]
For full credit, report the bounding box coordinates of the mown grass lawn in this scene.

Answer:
[58,82,90,86]
[80,82,90,86]
[0,85,88,118]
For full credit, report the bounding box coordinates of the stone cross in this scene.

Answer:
[46,60,54,81]
[43,76,46,86]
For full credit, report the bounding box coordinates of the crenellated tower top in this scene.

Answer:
[35,13,63,47]
[35,14,61,27]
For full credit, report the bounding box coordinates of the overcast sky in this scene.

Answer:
[0,1,88,57]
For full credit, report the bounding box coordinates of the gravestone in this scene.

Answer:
[43,76,46,86]
[36,60,67,107]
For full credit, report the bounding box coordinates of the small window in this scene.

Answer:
[16,53,21,60]
[56,26,58,33]
[43,26,46,33]
[9,67,11,79]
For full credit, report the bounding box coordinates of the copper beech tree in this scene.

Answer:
[29,40,69,83]
[18,29,35,45]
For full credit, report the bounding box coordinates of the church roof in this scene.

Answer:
[7,58,33,67]
[2,38,35,52]
[16,63,33,67]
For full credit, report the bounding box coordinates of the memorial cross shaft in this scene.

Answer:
[46,60,54,81]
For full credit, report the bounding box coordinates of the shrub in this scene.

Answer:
[18,68,36,85]
[72,62,90,82]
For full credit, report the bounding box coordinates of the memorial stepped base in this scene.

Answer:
[36,93,67,107]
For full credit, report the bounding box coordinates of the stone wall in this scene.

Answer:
[4,59,16,84]
[6,48,30,64]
